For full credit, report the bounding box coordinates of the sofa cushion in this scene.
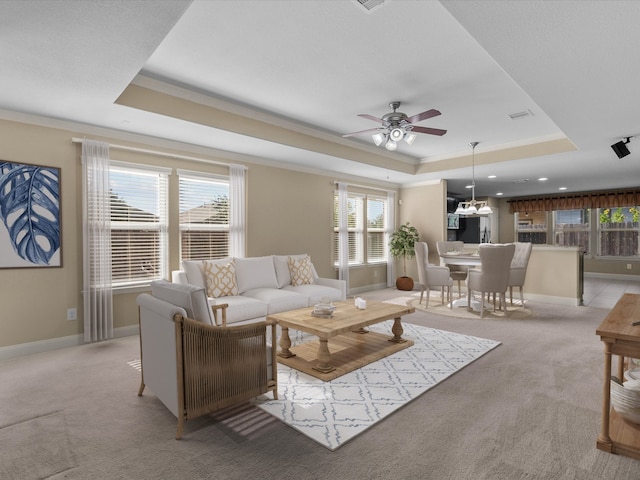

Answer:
[243,288,308,314]
[150,280,213,325]
[203,259,238,297]
[274,253,310,288]
[181,260,207,289]
[282,284,343,305]
[234,256,278,293]
[209,295,269,324]
[288,255,314,286]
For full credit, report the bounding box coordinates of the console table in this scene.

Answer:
[596,293,640,460]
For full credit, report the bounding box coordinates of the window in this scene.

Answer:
[367,196,387,263]
[515,212,547,244]
[554,209,590,254]
[109,163,169,287]
[598,207,640,257]
[179,171,230,260]
[334,192,388,265]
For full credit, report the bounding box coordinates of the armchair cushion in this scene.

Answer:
[204,259,238,297]
[150,280,213,326]
[288,255,314,286]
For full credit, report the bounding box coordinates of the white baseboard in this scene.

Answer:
[0,325,139,362]
[584,272,640,282]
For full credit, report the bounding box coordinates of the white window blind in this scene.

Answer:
[367,196,387,263]
[334,193,364,265]
[179,173,230,260]
[108,164,168,287]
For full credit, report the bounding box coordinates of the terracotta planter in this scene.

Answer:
[395,276,414,291]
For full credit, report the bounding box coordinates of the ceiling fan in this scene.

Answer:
[343,101,447,151]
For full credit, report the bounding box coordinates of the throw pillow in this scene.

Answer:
[288,255,314,286]
[203,260,238,298]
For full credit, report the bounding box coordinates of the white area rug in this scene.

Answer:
[253,320,500,450]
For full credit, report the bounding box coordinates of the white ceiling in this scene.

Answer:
[1,0,640,199]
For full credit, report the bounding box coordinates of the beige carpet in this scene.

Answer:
[387,292,534,320]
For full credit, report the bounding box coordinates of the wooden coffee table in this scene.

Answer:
[268,301,415,381]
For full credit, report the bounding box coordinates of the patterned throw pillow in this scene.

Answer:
[288,255,314,286]
[203,260,238,298]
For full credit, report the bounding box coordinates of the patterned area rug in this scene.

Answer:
[253,320,500,450]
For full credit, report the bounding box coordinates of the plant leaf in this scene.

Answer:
[0,163,60,265]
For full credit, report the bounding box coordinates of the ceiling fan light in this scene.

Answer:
[372,133,385,146]
[389,127,404,142]
[478,204,493,215]
[385,139,398,151]
[404,133,416,145]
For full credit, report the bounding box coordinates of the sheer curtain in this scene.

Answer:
[82,140,113,342]
[229,164,246,258]
[337,182,349,294]
[386,190,396,287]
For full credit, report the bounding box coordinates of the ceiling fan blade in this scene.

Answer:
[406,109,441,124]
[410,126,447,136]
[357,113,385,124]
[342,127,384,138]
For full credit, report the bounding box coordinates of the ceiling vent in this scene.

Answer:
[509,109,534,120]
[354,0,386,13]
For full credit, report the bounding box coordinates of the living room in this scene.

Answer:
[2,1,640,477]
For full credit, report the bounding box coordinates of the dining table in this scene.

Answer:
[438,251,483,309]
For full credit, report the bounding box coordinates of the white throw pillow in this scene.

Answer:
[203,259,238,298]
[150,280,213,325]
[288,255,314,286]
[181,260,207,289]
[234,256,278,293]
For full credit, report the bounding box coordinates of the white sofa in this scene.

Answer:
[172,254,346,325]
[137,280,278,439]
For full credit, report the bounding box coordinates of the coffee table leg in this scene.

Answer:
[278,326,296,358]
[313,338,335,373]
[389,317,407,343]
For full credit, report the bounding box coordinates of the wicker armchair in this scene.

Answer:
[137,291,278,439]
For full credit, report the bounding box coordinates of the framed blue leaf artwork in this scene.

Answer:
[0,160,61,268]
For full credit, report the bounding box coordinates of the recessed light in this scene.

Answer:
[538,177,548,182]
[488,175,497,179]
[465,184,473,189]
[559,186,567,190]
[496,192,504,196]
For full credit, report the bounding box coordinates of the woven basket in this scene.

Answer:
[610,377,640,424]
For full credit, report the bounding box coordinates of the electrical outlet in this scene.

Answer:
[67,308,77,321]
[627,264,633,270]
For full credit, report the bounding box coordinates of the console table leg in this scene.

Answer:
[389,317,407,343]
[278,326,296,358]
[598,342,613,446]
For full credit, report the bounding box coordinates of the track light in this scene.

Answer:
[611,137,632,159]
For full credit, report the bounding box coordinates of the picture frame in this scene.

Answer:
[0,160,61,268]
[447,213,460,230]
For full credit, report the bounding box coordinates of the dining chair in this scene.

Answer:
[415,242,452,308]
[466,243,515,317]
[508,242,533,306]
[436,240,467,298]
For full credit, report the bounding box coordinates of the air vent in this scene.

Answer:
[354,0,386,13]
[509,109,534,120]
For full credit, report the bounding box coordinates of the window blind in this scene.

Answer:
[179,173,230,260]
[108,164,168,286]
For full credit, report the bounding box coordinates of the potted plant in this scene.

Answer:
[389,222,419,291]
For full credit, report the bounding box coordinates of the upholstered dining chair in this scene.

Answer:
[508,242,533,306]
[466,243,515,318]
[415,241,453,308]
[436,240,467,298]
